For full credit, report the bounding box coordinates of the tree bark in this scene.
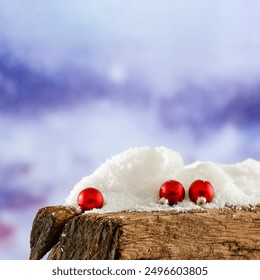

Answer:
[30,205,260,260]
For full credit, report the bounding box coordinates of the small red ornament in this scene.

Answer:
[188,180,214,205]
[159,180,185,205]
[77,187,104,211]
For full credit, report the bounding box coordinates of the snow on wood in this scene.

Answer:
[30,205,260,260]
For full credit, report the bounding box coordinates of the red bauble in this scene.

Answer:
[77,187,104,211]
[159,180,185,205]
[188,180,214,205]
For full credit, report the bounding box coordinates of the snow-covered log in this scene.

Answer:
[30,205,260,260]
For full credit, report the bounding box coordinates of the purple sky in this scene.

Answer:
[1,1,260,130]
[0,0,260,259]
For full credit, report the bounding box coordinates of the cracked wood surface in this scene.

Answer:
[30,205,260,260]
[29,206,79,260]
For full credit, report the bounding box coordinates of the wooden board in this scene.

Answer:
[30,205,260,260]
[29,206,79,260]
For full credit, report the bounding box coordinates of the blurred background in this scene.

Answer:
[0,0,260,259]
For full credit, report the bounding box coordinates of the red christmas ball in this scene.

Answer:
[77,187,104,211]
[159,180,185,205]
[188,180,214,205]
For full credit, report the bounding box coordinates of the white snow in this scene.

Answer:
[65,147,260,213]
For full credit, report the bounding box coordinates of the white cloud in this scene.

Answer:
[1,1,260,94]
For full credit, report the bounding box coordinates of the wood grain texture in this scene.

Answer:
[48,214,121,260]
[45,205,260,260]
[29,206,79,260]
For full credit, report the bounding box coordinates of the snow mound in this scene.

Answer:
[65,147,260,212]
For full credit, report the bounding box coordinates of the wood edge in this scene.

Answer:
[29,205,80,260]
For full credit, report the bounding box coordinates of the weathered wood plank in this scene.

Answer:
[48,214,121,260]
[29,206,79,260]
[46,206,260,260]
